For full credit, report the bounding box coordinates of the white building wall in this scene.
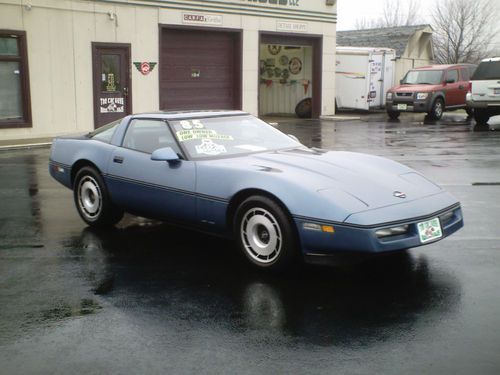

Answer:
[0,0,336,141]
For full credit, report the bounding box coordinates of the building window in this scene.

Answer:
[0,30,31,128]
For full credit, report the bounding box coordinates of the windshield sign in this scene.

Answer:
[170,115,301,159]
[402,70,444,85]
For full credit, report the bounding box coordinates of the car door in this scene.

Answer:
[444,69,461,106]
[106,118,196,223]
[456,67,470,105]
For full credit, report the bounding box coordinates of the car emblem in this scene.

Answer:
[393,191,407,199]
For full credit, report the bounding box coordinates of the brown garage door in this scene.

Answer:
[160,28,241,111]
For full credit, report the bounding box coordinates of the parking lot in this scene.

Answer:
[1,112,499,374]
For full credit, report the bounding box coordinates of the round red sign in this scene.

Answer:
[140,62,151,75]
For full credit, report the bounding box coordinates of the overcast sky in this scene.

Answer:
[336,0,500,50]
[337,0,434,30]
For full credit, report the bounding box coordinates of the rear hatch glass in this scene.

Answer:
[471,61,500,80]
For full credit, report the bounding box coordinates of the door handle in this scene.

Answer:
[459,85,464,90]
[113,156,124,164]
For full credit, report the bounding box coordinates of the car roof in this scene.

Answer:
[411,64,476,71]
[479,57,500,62]
[130,110,249,120]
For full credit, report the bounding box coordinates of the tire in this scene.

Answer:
[387,110,400,120]
[73,166,124,227]
[295,98,312,119]
[428,98,444,120]
[474,108,490,125]
[234,195,298,270]
[465,108,473,117]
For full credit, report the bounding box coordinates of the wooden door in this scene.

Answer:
[92,43,132,128]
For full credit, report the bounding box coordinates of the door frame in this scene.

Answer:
[259,32,323,119]
[91,42,132,129]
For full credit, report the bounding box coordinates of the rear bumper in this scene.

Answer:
[296,203,463,260]
[49,160,72,189]
[466,99,500,110]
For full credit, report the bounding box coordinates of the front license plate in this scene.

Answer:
[417,218,443,243]
[494,88,500,95]
[397,103,407,110]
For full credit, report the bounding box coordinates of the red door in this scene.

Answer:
[444,69,461,106]
[92,43,132,128]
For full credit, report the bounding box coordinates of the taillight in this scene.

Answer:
[467,80,472,92]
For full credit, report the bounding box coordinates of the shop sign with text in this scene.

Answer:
[182,13,223,26]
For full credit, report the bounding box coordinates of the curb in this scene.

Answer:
[0,142,52,151]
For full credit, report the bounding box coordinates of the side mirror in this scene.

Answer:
[287,134,300,143]
[400,79,403,84]
[445,78,455,84]
[151,147,180,162]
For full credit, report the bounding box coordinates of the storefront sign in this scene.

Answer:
[182,13,223,26]
[276,21,308,32]
[245,0,300,6]
[100,97,124,113]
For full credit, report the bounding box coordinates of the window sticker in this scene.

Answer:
[179,119,205,130]
[176,129,234,142]
[195,139,227,156]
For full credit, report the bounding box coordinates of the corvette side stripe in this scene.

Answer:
[104,174,229,203]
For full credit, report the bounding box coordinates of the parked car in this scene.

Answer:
[466,57,500,125]
[386,64,476,120]
[49,111,463,270]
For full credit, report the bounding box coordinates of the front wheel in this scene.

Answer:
[429,98,444,120]
[387,110,400,120]
[74,166,124,227]
[234,196,298,270]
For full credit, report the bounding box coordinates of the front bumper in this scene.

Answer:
[296,203,463,261]
[386,97,432,113]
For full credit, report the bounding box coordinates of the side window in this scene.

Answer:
[122,119,182,155]
[447,69,459,83]
[460,67,470,81]
[88,119,121,143]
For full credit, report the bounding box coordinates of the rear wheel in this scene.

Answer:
[74,166,123,227]
[387,110,400,120]
[429,98,444,120]
[234,196,298,270]
[474,108,490,125]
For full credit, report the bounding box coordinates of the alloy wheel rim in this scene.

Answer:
[240,207,282,264]
[77,176,102,220]
[435,101,443,117]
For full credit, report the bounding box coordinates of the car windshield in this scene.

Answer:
[169,114,301,160]
[471,61,500,80]
[402,70,444,85]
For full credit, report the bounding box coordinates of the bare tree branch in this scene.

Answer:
[354,0,420,29]
[432,0,498,64]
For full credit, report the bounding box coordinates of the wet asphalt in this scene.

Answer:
[1,112,500,374]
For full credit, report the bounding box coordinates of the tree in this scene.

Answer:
[432,0,498,64]
[355,0,419,29]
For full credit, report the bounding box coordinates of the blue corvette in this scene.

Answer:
[49,111,463,270]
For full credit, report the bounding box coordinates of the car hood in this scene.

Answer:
[390,84,442,93]
[238,148,442,209]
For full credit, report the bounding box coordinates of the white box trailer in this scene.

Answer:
[335,47,396,110]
